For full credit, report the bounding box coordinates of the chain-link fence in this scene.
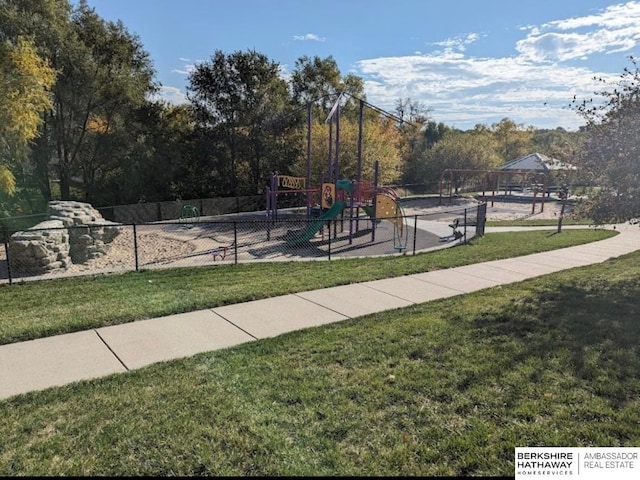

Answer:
[1,203,486,285]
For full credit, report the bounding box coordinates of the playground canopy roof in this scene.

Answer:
[501,152,577,172]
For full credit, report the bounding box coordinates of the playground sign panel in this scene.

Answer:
[276,175,306,191]
[321,183,336,209]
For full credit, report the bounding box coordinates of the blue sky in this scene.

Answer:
[82,0,640,131]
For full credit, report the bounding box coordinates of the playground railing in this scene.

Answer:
[0,204,486,285]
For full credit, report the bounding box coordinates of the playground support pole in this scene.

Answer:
[306,102,312,218]
[334,102,340,182]
[269,172,278,222]
[540,173,547,213]
[372,160,379,242]
[349,179,355,245]
[357,100,364,184]
[328,119,333,183]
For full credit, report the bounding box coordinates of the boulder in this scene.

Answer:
[8,201,121,275]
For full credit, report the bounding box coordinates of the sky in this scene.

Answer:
[80,0,640,131]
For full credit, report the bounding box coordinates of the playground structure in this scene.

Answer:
[264,92,411,252]
[439,168,549,215]
[266,167,408,251]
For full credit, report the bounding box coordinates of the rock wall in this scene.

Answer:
[47,201,120,263]
[8,220,71,274]
[8,201,120,276]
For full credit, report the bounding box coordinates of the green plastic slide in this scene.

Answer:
[285,200,346,246]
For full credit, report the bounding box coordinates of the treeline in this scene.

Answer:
[0,0,607,219]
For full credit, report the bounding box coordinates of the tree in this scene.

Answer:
[0,0,157,205]
[415,130,502,192]
[290,55,365,117]
[572,56,640,223]
[399,119,450,188]
[307,114,403,186]
[1,0,74,202]
[90,102,194,205]
[395,97,430,125]
[53,2,156,202]
[188,49,297,197]
[490,118,535,162]
[0,37,56,195]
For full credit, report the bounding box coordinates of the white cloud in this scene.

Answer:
[516,1,640,62]
[171,62,196,76]
[293,33,326,42]
[149,86,188,105]
[355,2,639,130]
[431,32,482,52]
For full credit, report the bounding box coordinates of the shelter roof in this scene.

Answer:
[501,152,577,172]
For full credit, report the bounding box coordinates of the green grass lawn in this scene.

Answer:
[485,218,591,227]
[0,229,615,345]
[1,227,638,476]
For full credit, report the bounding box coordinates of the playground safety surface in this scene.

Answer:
[2,222,639,400]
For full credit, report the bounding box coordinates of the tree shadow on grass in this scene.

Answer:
[471,272,640,407]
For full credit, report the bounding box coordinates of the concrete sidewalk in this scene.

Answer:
[1,223,639,401]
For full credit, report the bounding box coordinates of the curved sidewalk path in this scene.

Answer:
[1,223,639,401]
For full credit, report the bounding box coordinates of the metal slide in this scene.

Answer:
[285,200,347,246]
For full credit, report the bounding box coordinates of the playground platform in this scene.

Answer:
[2,223,639,401]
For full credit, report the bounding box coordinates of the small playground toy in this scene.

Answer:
[212,245,228,261]
[448,218,464,240]
[179,204,200,228]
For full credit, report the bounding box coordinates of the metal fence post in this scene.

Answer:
[328,220,332,261]
[233,222,238,265]
[413,215,418,255]
[132,224,139,272]
[464,208,468,243]
[477,202,487,237]
[4,240,12,285]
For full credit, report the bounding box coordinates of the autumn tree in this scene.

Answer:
[0,0,157,205]
[307,114,403,186]
[0,37,55,196]
[490,118,535,162]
